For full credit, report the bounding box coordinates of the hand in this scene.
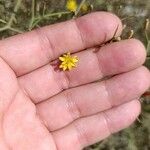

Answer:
[0,12,149,150]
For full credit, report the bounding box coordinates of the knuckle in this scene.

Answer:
[63,90,81,120]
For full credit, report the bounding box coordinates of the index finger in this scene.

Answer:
[0,12,122,76]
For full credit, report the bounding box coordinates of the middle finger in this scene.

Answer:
[19,39,146,103]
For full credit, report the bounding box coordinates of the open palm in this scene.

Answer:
[0,12,150,150]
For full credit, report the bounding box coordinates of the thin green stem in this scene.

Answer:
[42,11,71,18]
[0,0,22,34]
[7,15,16,27]
[31,11,71,29]
[9,27,24,33]
[32,19,41,28]
[8,0,22,26]
[121,16,135,21]
[14,0,22,12]
[146,41,150,53]
[29,0,36,30]
[42,2,46,16]
[144,30,150,53]
[74,0,87,17]
[0,19,7,24]
[145,30,149,41]
[0,26,8,32]
[0,26,23,33]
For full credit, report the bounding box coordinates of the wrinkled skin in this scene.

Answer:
[0,12,150,150]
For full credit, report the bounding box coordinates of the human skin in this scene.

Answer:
[0,12,149,150]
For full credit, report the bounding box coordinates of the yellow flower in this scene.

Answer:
[59,52,78,71]
[66,0,78,12]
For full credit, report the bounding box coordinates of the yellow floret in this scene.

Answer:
[66,0,78,12]
[59,52,78,71]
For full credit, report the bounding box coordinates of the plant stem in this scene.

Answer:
[145,30,149,42]
[9,27,24,33]
[0,19,7,24]
[29,0,36,30]
[0,26,8,32]
[0,26,23,33]
[42,11,71,18]
[0,0,22,34]
[74,0,87,17]
[14,0,22,12]
[8,0,22,27]
[31,11,71,29]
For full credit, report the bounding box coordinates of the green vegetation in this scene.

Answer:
[0,0,149,149]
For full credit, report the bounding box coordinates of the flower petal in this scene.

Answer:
[59,57,65,61]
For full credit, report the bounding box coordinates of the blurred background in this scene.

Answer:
[0,0,149,149]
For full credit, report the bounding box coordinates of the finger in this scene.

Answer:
[0,58,18,113]
[0,12,122,76]
[52,100,141,150]
[37,66,150,131]
[0,58,18,149]
[19,39,146,103]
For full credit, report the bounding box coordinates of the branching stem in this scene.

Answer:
[0,0,23,34]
